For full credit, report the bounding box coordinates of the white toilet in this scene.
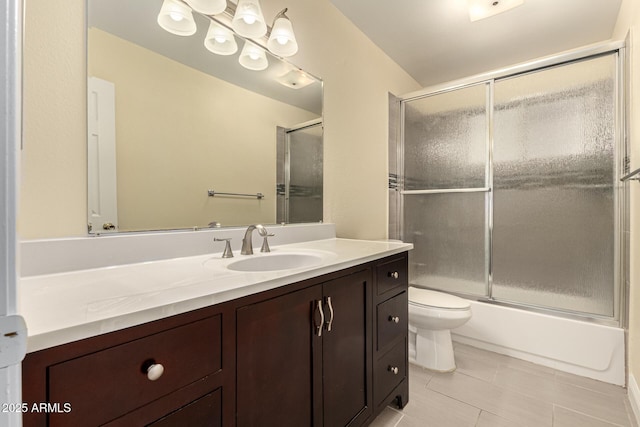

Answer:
[408,286,472,372]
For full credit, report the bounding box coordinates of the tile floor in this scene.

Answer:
[371,343,638,427]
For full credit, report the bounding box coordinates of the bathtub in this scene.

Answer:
[450,300,625,386]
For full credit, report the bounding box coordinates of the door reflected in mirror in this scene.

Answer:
[87,0,322,234]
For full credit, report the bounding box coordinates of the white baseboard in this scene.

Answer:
[628,374,640,424]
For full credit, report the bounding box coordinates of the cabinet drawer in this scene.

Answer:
[148,389,221,427]
[376,257,407,296]
[377,291,408,350]
[48,315,222,426]
[374,340,406,406]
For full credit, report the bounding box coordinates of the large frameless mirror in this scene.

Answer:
[87,0,323,234]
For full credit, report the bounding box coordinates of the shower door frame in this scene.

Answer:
[394,41,627,327]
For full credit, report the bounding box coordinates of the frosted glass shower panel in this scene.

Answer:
[492,54,616,316]
[404,84,488,190]
[404,193,487,296]
[287,123,323,223]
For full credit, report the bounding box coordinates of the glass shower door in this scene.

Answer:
[492,54,618,316]
[402,83,490,296]
[277,121,323,224]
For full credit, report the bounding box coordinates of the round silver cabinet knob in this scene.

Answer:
[389,271,399,279]
[389,316,400,323]
[146,363,165,381]
[388,366,399,375]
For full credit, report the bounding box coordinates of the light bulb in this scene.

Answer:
[204,21,238,55]
[239,41,268,70]
[170,12,184,21]
[231,0,267,38]
[267,14,298,57]
[157,0,197,36]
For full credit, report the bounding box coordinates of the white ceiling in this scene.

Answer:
[329,0,622,87]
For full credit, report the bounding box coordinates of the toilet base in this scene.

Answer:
[414,328,457,372]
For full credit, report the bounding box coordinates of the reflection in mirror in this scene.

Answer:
[276,119,323,224]
[87,0,323,234]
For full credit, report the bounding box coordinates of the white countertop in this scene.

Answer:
[20,238,412,352]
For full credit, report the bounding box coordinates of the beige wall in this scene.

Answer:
[88,29,316,231]
[21,0,420,239]
[614,0,640,388]
[22,0,87,238]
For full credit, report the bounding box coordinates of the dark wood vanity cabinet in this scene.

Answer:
[22,252,409,427]
[236,269,373,427]
[22,304,235,427]
[374,255,409,412]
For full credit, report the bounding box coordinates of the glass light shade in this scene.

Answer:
[157,0,197,36]
[185,0,227,15]
[204,21,238,55]
[276,69,315,89]
[239,41,268,71]
[267,17,298,57]
[231,0,267,38]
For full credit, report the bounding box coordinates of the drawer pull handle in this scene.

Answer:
[314,300,325,337]
[388,366,399,375]
[388,271,399,279]
[389,316,400,324]
[325,296,334,332]
[146,363,165,381]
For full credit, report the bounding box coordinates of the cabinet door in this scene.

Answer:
[236,285,323,427]
[322,270,372,427]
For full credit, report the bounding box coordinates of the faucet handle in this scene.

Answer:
[214,237,234,258]
[261,233,275,253]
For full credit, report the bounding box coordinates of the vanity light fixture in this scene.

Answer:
[157,0,301,72]
[266,8,298,57]
[204,20,239,55]
[468,0,524,22]
[231,0,268,38]
[185,0,227,15]
[239,40,269,70]
[157,0,197,36]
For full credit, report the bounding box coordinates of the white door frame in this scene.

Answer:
[1,0,24,425]
[87,77,118,233]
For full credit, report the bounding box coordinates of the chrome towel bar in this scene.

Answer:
[207,190,265,199]
[621,167,640,182]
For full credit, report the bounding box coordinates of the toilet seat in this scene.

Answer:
[409,287,471,310]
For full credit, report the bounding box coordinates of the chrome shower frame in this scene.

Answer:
[393,41,627,327]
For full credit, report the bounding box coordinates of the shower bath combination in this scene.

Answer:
[391,43,628,383]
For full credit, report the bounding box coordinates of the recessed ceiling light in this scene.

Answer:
[276,69,316,89]
[468,0,524,22]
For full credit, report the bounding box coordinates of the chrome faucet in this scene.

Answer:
[241,224,268,255]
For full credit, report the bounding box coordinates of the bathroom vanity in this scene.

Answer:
[20,238,410,426]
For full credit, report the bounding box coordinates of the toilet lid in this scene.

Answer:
[409,287,471,310]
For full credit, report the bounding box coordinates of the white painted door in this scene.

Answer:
[87,77,119,233]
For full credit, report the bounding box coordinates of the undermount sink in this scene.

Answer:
[226,253,324,272]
